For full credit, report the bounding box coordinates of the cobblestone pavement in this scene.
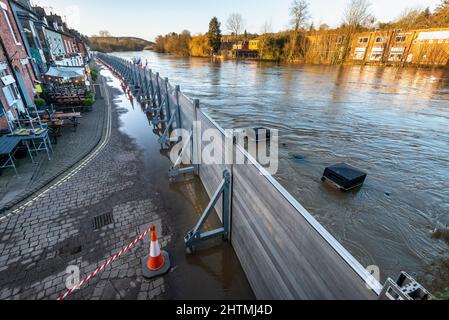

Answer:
[0,65,254,300]
[0,71,106,212]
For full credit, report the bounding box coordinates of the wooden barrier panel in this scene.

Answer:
[177,94,194,132]
[231,147,377,300]
[198,110,232,220]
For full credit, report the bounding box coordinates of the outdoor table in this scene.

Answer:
[48,119,64,144]
[55,112,82,131]
[9,129,53,163]
[0,135,23,175]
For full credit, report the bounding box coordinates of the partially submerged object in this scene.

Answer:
[321,163,367,191]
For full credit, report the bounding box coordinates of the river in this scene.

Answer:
[112,51,449,293]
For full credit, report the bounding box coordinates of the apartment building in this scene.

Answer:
[347,28,449,66]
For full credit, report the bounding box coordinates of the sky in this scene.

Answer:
[30,0,442,41]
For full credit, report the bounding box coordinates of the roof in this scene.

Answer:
[45,66,85,79]
[10,0,37,16]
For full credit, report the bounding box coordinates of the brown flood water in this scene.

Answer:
[113,51,449,294]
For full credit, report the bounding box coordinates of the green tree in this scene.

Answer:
[207,17,222,54]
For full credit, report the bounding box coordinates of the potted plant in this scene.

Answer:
[90,68,98,82]
[34,98,47,109]
[84,98,95,111]
[85,92,94,100]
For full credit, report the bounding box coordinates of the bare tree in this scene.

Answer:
[290,0,310,32]
[259,20,273,60]
[98,30,112,37]
[394,7,424,29]
[226,13,245,38]
[342,0,375,30]
[288,0,310,62]
[261,20,273,35]
[340,0,374,62]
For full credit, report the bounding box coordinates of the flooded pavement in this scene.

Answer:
[106,68,254,299]
[0,64,253,300]
[113,51,449,293]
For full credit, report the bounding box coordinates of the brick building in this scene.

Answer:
[0,0,36,130]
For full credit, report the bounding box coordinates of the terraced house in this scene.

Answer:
[276,27,449,66]
[0,0,89,131]
[0,0,36,129]
[348,28,449,65]
[9,0,48,77]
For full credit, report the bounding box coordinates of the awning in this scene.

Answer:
[45,66,85,79]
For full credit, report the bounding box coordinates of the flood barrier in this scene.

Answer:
[97,53,383,300]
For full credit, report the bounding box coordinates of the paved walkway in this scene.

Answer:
[0,79,106,212]
[0,64,253,300]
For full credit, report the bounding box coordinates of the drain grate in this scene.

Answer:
[93,212,114,230]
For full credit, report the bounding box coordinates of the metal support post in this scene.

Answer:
[378,272,431,300]
[192,99,201,175]
[184,170,232,253]
[168,130,195,178]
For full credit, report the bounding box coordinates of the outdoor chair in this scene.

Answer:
[5,109,53,163]
[45,110,64,144]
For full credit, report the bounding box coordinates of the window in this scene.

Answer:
[395,36,406,42]
[389,53,403,62]
[2,85,18,106]
[1,2,21,45]
[358,37,369,43]
[375,37,387,43]
[370,53,383,61]
[0,98,4,116]
[370,48,384,61]
[353,48,367,60]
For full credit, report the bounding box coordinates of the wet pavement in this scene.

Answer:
[0,64,254,300]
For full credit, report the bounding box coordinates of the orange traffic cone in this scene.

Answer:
[147,225,164,271]
[142,225,171,279]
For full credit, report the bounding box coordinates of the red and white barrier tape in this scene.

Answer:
[57,225,152,301]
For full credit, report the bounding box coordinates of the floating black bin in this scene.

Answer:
[321,163,367,191]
